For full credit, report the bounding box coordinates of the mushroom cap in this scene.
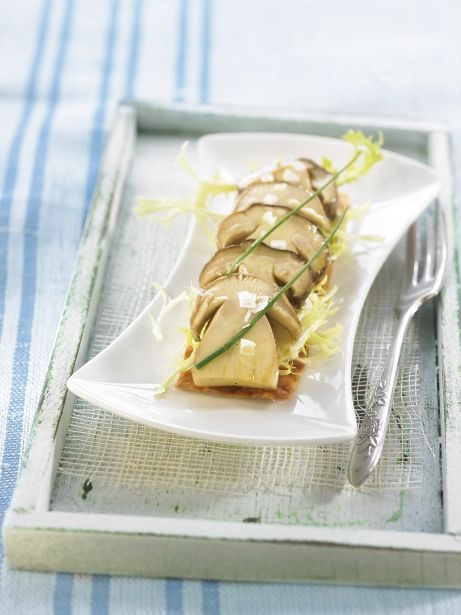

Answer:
[216,204,329,283]
[299,158,339,219]
[235,181,329,231]
[192,299,279,390]
[199,241,312,306]
[190,273,301,341]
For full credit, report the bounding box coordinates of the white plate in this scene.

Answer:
[67,133,440,446]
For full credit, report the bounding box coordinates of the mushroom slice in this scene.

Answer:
[217,204,329,283]
[190,275,300,390]
[192,300,279,390]
[199,241,312,306]
[190,274,301,341]
[234,182,329,231]
[239,160,313,191]
[300,158,339,219]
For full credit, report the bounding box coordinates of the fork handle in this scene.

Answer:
[347,306,417,488]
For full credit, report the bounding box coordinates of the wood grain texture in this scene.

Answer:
[429,132,461,535]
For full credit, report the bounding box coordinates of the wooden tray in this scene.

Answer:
[3,102,461,587]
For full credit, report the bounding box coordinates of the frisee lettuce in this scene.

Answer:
[278,284,342,375]
[329,203,370,260]
[152,286,200,398]
[153,338,198,399]
[321,130,384,185]
[135,142,237,241]
[150,284,194,342]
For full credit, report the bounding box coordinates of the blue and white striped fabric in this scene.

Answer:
[1,1,461,613]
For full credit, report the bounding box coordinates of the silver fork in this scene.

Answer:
[347,205,447,488]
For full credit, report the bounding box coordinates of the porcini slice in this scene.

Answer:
[235,182,329,231]
[190,274,301,389]
[190,274,301,341]
[216,204,329,283]
[300,158,339,219]
[199,241,312,306]
[192,300,279,389]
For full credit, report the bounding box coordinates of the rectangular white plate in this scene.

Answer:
[67,132,440,445]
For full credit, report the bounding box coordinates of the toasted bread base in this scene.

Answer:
[175,347,305,401]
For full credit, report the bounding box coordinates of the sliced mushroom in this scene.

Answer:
[199,241,312,306]
[300,158,339,219]
[234,182,329,231]
[216,204,329,283]
[190,274,301,341]
[190,274,301,390]
[239,160,313,191]
[192,300,279,389]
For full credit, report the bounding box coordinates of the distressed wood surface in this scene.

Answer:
[429,132,461,535]
[4,103,459,585]
[5,510,461,586]
[5,106,136,515]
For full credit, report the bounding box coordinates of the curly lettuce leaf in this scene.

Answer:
[328,203,369,259]
[135,142,237,241]
[321,130,384,185]
[153,336,199,399]
[278,284,342,375]
[150,285,193,342]
[152,285,200,398]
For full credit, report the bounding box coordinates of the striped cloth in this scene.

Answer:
[1,0,461,613]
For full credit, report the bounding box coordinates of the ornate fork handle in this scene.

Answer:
[348,208,447,488]
[355,378,389,454]
[347,306,416,488]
